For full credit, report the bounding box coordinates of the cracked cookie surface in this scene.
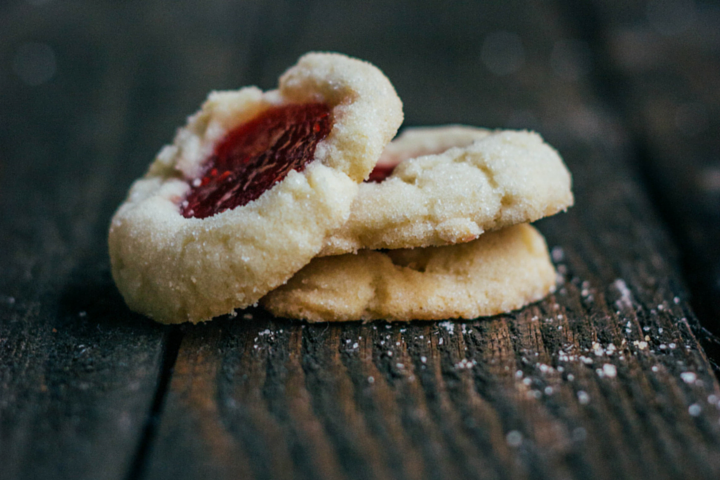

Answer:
[263,223,557,322]
[109,52,403,324]
[321,127,573,256]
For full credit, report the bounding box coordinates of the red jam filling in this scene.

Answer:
[181,102,332,219]
[366,164,396,183]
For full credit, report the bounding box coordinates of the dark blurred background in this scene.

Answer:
[2,0,718,326]
[0,0,599,202]
[3,2,720,479]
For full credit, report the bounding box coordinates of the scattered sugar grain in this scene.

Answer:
[439,321,455,334]
[506,430,523,447]
[689,404,702,416]
[455,359,474,369]
[681,372,697,384]
[614,279,632,307]
[602,364,617,378]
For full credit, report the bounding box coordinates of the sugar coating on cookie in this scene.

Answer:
[109,52,403,324]
[262,223,557,322]
[321,127,573,256]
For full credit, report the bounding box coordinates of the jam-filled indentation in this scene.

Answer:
[182,102,332,219]
[366,164,396,183]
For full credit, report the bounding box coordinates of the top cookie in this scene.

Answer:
[109,52,403,324]
[320,126,573,256]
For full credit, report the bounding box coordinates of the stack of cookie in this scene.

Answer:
[109,52,572,324]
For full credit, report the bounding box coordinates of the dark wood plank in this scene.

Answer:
[562,0,720,341]
[0,1,218,478]
[146,1,720,479]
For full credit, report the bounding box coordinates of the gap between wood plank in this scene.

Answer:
[126,327,184,480]
[125,3,313,477]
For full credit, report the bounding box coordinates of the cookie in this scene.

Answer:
[109,52,403,324]
[262,223,557,322]
[320,127,573,256]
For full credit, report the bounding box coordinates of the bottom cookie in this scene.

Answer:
[261,223,556,322]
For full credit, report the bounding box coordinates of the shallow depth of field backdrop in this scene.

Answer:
[1,1,720,480]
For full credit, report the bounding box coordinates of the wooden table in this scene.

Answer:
[2,1,719,479]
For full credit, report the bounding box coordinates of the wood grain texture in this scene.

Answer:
[565,0,720,336]
[0,1,263,479]
[0,1,217,478]
[145,1,720,479]
[3,0,720,479]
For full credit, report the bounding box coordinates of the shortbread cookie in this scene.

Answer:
[109,52,403,324]
[321,127,573,256]
[263,223,556,322]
